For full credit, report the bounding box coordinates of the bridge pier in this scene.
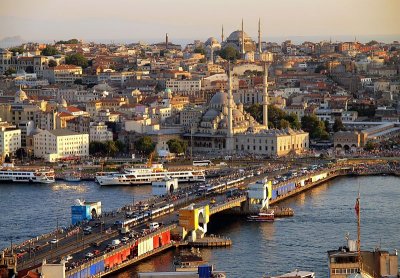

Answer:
[178,204,210,241]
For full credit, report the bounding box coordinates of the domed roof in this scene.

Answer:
[165,88,172,94]
[232,109,244,118]
[203,109,220,120]
[227,30,251,42]
[205,37,219,46]
[209,91,228,108]
[15,86,28,103]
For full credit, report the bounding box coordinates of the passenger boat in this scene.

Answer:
[247,210,274,222]
[95,164,205,186]
[63,171,81,182]
[0,163,55,184]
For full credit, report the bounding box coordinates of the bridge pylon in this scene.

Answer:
[178,204,210,241]
[247,178,272,213]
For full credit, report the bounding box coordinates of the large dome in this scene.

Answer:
[209,91,228,109]
[227,30,251,42]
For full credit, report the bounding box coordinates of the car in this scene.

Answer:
[63,255,73,262]
[85,252,94,259]
[121,237,129,243]
[50,238,58,244]
[93,250,101,256]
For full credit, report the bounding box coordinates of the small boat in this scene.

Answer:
[64,171,81,182]
[247,210,274,222]
[174,248,205,272]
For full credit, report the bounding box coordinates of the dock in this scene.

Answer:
[188,236,232,248]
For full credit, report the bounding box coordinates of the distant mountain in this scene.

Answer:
[0,36,26,48]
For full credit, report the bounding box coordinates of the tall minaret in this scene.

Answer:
[263,63,269,129]
[210,44,214,64]
[258,18,262,54]
[221,25,224,43]
[226,64,234,151]
[241,19,245,56]
[165,33,169,50]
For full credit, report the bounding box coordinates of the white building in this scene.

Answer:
[89,122,113,142]
[0,126,21,158]
[33,129,89,162]
[165,79,201,92]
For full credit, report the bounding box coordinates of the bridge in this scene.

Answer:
[3,160,389,278]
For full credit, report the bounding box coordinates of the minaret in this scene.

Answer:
[226,64,234,151]
[210,44,214,64]
[258,18,262,54]
[263,63,269,129]
[241,19,245,56]
[165,33,169,50]
[221,25,224,43]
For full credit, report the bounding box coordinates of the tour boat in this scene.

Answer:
[95,164,205,186]
[0,163,55,184]
[247,210,275,222]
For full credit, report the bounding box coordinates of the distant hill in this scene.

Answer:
[0,36,26,48]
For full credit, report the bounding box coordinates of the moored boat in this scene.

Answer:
[63,171,81,182]
[0,163,55,184]
[247,210,274,222]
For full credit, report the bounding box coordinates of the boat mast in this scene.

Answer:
[355,188,362,272]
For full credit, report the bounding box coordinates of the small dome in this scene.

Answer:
[209,91,228,109]
[205,37,219,46]
[232,109,244,119]
[203,109,220,120]
[165,88,172,94]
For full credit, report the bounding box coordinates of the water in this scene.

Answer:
[1,176,399,277]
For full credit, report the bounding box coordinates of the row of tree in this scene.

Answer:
[131,136,188,156]
[89,141,125,156]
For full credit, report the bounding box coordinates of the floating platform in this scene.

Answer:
[272,207,294,217]
[188,236,232,247]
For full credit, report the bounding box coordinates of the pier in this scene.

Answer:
[4,159,399,277]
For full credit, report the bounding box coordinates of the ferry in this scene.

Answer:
[247,210,274,222]
[95,165,205,186]
[0,163,55,184]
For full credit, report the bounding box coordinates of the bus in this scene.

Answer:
[193,160,213,167]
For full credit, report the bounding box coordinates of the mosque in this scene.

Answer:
[186,65,309,157]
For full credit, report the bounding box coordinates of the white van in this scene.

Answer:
[149,222,159,230]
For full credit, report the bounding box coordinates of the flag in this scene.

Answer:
[355,198,360,216]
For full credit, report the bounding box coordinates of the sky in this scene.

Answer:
[1,0,399,44]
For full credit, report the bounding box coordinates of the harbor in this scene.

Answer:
[1,159,400,277]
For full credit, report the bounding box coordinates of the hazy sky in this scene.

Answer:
[1,0,399,43]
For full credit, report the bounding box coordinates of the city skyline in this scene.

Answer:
[1,0,399,43]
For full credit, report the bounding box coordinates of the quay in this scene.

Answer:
[3,159,399,278]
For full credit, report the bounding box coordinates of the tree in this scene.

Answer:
[245,104,302,129]
[219,46,240,61]
[364,141,377,151]
[105,141,118,156]
[9,46,24,55]
[301,115,329,140]
[25,66,34,73]
[48,60,57,67]
[56,39,79,44]
[167,139,188,154]
[332,118,345,132]
[115,140,126,153]
[279,119,290,129]
[41,46,59,56]
[4,68,16,76]
[65,53,88,68]
[285,113,301,130]
[134,136,156,156]
[194,47,206,55]
[324,120,331,133]
[315,64,327,73]
[89,141,106,155]
[15,148,27,160]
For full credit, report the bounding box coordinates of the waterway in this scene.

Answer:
[0,176,399,277]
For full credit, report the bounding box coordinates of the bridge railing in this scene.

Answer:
[209,195,246,215]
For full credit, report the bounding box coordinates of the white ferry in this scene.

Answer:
[0,164,55,184]
[95,165,205,186]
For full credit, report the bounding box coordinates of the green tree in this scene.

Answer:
[219,46,240,61]
[115,140,125,153]
[4,67,16,76]
[105,141,118,156]
[89,141,106,155]
[16,148,27,160]
[167,139,188,154]
[301,115,329,140]
[25,66,34,73]
[245,103,262,123]
[332,118,345,132]
[48,60,57,67]
[268,105,287,128]
[324,120,331,133]
[364,141,377,151]
[279,119,290,129]
[194,47,206,55]
[315,64,327,73]
[134,136,156,156]
[56,39,79,44]
[9,46,24,55]
[65,53,88,68]
[41,46,59,56]
[285,113,301,129]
